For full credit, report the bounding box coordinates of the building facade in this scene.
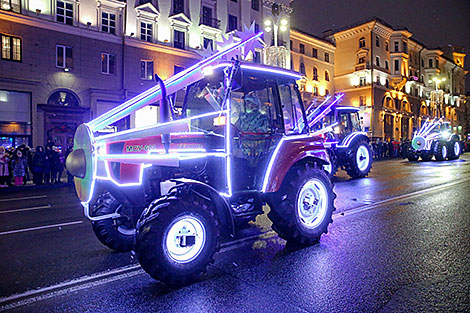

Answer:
[0,0,292,149]
[289,28,335,106]
[329,18,467,141]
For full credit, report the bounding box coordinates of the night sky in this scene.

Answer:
[291,0,470,92]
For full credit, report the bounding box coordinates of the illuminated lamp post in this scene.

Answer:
[263,3,290,68]
[428,76,446,118]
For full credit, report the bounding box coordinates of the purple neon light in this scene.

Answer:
[308,94,344,128]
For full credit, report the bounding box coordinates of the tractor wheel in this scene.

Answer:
[420,151,433,161]
[323,155,338,179]
[345,140,373,179]
[407,153,419,162]
[267,163,336,246]
[447,140,461,160]
[91,192,136,252]
[136,191,220,287]
[434,141,448,161]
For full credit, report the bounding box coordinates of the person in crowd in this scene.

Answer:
[371,140,378,159]
[0,146,9,187]
[12,149,28,186]
[65,146,74,184]
[51,146,62,184]
[43,145,53,184]
[32,146,46,185]
[18,144,31,184]
[6,147,14,186]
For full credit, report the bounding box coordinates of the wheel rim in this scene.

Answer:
[165,215,206,264]
[356,145,370,171]
[297,179,329,229]
[454,142,460,156]
[442,145,447,159]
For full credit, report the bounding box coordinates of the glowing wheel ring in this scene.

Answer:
[73,124,96,203]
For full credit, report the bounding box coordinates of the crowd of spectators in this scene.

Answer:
[0,140,73,188]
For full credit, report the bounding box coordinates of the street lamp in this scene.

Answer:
[264,14,288,47]
[428,76,446,117]
[428,76,446,91]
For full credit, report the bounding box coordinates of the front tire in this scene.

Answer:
[91,192,136,252]
[447,140,461,160]
[267,163,336,246]
[345,140,373,178]
[136,191,220,287]
[420,151,433,161]
[434,141,448,161]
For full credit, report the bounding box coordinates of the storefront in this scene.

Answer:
[0,90,32,148]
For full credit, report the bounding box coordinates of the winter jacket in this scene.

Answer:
[0,155,8,176]
[12,157,27,177]
[32,150,46,173]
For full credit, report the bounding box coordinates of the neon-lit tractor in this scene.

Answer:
[306,97,373,178]
[406,118,461,161]
[66,31,336,286]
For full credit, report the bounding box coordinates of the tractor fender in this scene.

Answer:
[138,178,235,236]
[262,135,329,193]
[336,132,369,157]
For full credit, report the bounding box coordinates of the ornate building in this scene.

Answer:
[0,0,292,148]
[328,18,467,141]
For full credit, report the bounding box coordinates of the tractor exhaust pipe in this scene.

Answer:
[155,73,170,153]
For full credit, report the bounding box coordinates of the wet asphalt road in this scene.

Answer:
[0,155,469,312]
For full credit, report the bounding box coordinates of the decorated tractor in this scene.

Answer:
[66,30,337,286]
[307,97,372,178]
[406,118,461,161]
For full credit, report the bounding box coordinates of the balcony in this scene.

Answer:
[200,17,220,29]
[355,62,370,71]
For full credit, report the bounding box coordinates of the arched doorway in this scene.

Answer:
[38,89,88,149]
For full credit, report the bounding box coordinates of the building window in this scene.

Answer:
[358,56,365,64]
[375,35,380,47]
[324,52,329,63]
[385,60,389,70]
[385,41,389,51]
[56,45,72,68]
[0,0,20,13]
[428,58,433,68]
[101,12,116,34]
[173,0,184,15]
[313,86,318,96]
[299,62,305,75]
[251,0,259,11]
[394,41,399,52]
[359,96,365,106]
[254,23,259,34]
[313,67,318,80]
[140,60,153,80]
[289,40,292,50]
[403,41,408,54]
[312,48,317,58]
[1,34,21,61]
[394,59,399,73]
[376,56,380,67]
[174,65,184,74]
[299,43,305,54]
[359,37,366,48]
[325,71,329,81]
[359,76,366,86]
[101,53,115,75]
[140,22,153,42]
[56,1,73,26]
[228,15,237,32]
[201,6,215,27]
[325,89,329,96]
[254,51,261,63]
[174,30,185,49]
[385,79,389,88]
[203,37,213,50]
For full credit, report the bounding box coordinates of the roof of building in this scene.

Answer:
[291,28,335,46]
[325,16,411,35]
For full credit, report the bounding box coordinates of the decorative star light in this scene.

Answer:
[195,44,215,59]
[236,22,264,59]
[215,33,240,61]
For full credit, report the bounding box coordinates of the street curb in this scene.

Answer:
[0,182,75,194]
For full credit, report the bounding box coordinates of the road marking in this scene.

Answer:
[0,221,83,236]
[0,265,144,311]
[0,205,51,214]
[0,195,47,202]
[1,175,469,309]
[334,177,470,219]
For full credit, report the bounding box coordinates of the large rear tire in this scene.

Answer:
[91,192,136,252]
[420,151,433,161]
[136,191,220,287]
[345,140,372,179]
[267,163,336,246]
[434,141,448,161]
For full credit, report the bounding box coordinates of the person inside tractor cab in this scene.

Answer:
[237,92,270,134]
